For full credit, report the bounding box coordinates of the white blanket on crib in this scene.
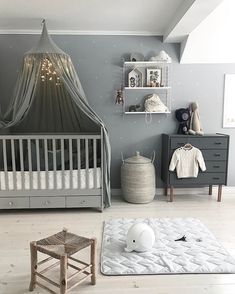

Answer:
[0,168,101,190]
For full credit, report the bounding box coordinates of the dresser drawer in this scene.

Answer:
[205,161,227,172]
[30,197,65,208]
[170,172,226,185]
[170,137,228,150]
[0,197,29,209]
[202,149,227,161]
[66,196,101,208]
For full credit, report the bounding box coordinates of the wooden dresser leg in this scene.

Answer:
[29,241,37,291]
[217,185,222,202]
[164,186,168,196]
[170,186,174,202]
[209,185,213,195]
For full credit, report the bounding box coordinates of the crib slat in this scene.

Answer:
[35,139,41,189]
[44,139,49,189]
[52,139,57,189]
[61,139,65,189]
[27,139,33,190]
[69,139,73,189]
[77,139,81,189]
[11,139,16,190]
[2,139,9,190]
[93,139,97,189]
[19,139,24,190]
[85,138,89,189]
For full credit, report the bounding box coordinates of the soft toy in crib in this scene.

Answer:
[188,102,204,135]
[124,223,155,252]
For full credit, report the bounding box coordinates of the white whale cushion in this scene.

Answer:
[101,218,235,275]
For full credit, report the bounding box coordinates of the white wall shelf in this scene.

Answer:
[125,111,171,114]
[124,86,171,90]
[122,60,171,115]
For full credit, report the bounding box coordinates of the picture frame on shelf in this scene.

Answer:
[128,68,143,88]
[146,68,162,87]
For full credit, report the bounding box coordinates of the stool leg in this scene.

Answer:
[60,254,67,294]
[90,238,96,285]
[29,241,37,291]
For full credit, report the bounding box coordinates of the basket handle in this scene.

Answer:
[121,152,125,164]
[151,151,156,163]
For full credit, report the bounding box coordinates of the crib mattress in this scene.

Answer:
[0,168,101,190]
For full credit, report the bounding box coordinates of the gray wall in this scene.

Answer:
[0,34,235,187]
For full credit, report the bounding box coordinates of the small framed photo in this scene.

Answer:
[146,68,161,87]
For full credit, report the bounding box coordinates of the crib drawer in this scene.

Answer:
[0,197,29,209]
[66,196,101,208]
[30,197,65,208]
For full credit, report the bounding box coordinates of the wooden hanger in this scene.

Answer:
[183,143,193,149]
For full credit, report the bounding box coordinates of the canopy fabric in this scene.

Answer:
[0,21,111,207]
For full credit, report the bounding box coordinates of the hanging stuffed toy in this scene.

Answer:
[175,108,191,134]
[188,102,204,135]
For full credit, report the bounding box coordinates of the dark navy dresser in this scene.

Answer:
[161,133,230,202]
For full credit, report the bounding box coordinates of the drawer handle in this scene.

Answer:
[213,177,220,180]
[213,165,220,168]
[43,200,50,205]
[8,201,13,206]
[214,142,222,145]
[214,154,221,157]
[81,200,86,204]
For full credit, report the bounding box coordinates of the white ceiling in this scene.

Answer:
[1,0,234,63]
[0,0,185,35]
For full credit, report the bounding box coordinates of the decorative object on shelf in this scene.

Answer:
[128,104,142,112]
[144,94,169,112]
[188,102,204,135]
[125,223,155,253]
[149,50,172,62]
[115,89,124,105]
[146,68,162,87]
[175,108,191,134]
[130,52,144,62]
[128,68,143,88]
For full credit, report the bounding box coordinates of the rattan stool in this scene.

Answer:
[29,229,96,294]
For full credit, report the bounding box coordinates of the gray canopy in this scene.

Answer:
[0,21,111,207]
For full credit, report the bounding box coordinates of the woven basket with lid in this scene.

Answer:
[121,151,156,204]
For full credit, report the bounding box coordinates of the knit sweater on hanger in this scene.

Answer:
[169,146,206,178]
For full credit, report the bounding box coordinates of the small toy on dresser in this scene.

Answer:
[175,107,191,134]
[188,102,204,135]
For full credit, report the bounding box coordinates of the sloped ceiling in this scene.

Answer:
[180,0,235,63]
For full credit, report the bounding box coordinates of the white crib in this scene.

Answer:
[0,133,103,211]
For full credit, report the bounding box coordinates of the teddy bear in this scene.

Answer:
[175,108,191,134]
[188,102,204,135]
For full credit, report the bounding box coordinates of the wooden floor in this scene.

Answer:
[1,191,235,294]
